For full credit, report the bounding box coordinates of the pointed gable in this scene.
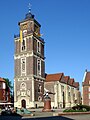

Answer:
[45,73,64,82]
[83,71,90,85]
[73,82,79,89]
[62,76,70,84]
[70,78,74,86]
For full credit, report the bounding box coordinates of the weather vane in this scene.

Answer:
[28,3,32,13]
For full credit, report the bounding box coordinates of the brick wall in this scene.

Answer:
[41,60,45,78]
[41,43,44,57]
[83,86,89,105]
[15,40,21,54]
[33,56,37,76]
[26,38,31,51]
[34,80,44,101]
[33,38,37,54]
[14,59,21,77]
[26,56,33,75]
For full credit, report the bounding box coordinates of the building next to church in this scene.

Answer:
[0,78,10,103]
[45,73,80,108]
[82,70,90,106]
[14,9,80,109]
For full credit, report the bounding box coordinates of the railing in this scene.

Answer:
[14,34,20,38]
[14,32,44,41]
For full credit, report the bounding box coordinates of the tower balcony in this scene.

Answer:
[14,34,20,38]
[14,32,44,42]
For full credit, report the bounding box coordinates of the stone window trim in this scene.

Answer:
[37,59,41,76]
[21,57,26,76]
[38,83,42,93]
[20,82,26,91]
[21,37,27,52]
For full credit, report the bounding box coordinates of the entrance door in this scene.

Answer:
[21,99,26,108]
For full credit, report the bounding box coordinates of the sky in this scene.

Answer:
[0,0,90,91]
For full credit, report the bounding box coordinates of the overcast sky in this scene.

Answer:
[0,0,90,90]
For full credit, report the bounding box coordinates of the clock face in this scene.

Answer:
[20,24,27,31]
[22,24,27,30]
[23,30,27,37]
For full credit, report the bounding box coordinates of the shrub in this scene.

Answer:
[72,105,90,111]
[63,105,90,112]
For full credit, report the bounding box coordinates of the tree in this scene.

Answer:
[3,78,13,92]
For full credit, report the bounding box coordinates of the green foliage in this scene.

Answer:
[63,109,86,112]
[3,78,13,91]
[63,105,90,112]
[72,105,90,111]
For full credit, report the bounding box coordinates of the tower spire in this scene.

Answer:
[28,3,31,13]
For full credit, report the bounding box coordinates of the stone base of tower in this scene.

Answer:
[14,101,44,109]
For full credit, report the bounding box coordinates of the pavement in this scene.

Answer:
[0,108,90,120]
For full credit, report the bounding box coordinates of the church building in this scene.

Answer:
[14,8,80,109]
[14,10,45,108]
[45,73,80,108]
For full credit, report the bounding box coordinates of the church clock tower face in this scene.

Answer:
[14,9,45,109]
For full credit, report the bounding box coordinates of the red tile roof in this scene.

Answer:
[73,82,79,88]
[83,72,90,85]
[70,78,74,86]
[45,73,64,82]
[0,78,5,82]
[63,76,70,84]
[45,73,79,89]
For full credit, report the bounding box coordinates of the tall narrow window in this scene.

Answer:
[37,59,41,76]
[37,41,41,53]
[38,83,42,93]
[21,58,26,76]
[22,38,26,51]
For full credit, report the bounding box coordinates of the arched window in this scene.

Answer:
[22,38,26,51]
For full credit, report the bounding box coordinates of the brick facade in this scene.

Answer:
[82,70,90,105]
[14,12,45,108]
[0,78,10,103]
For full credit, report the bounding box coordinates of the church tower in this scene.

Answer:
[14,9,45,108]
